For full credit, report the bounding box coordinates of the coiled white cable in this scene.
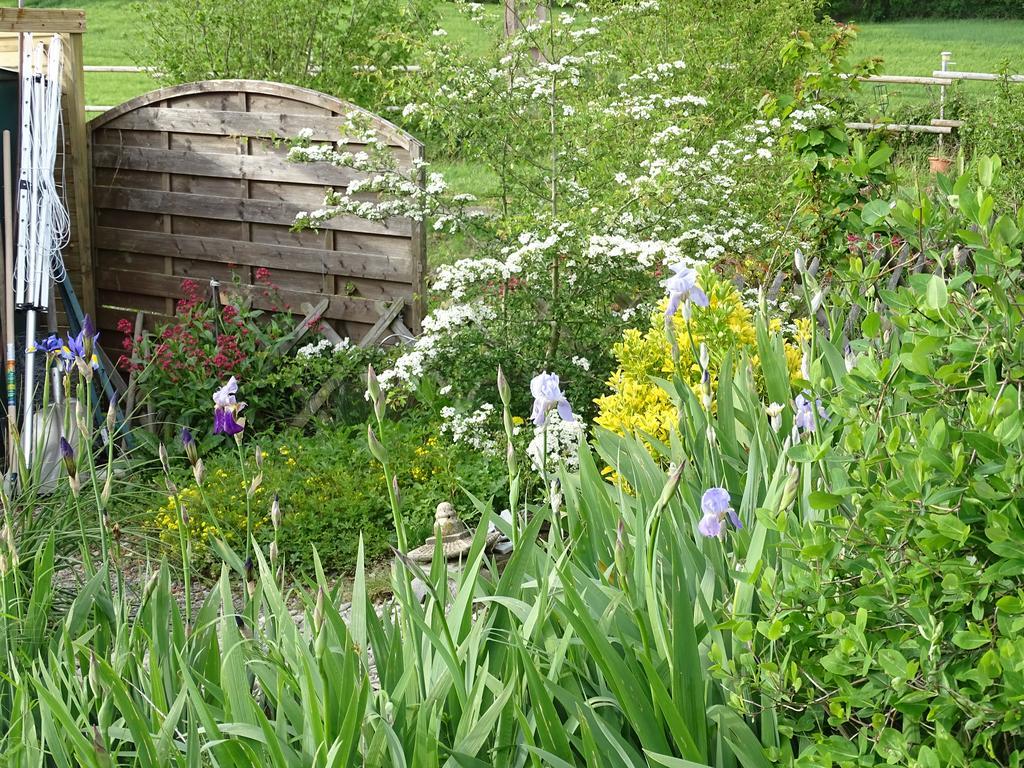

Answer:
[14,34,69,311]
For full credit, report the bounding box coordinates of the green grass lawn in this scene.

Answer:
[29,0,158,109]
[850,20,1024,116]
[853,19,1024,77]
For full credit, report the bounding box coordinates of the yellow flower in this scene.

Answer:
[794,317,813,343]
[597,269,803,451]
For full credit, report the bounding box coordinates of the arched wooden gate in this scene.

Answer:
[87,80,425,350]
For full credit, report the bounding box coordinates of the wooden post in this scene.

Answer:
[503,0,521,37]
[408,141,427,333]
[62,30,96,321]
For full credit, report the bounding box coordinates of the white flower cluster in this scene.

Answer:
[586,235,681,271]
[440,403,500,454]
[788,105,836,132]
[431,257,518,301]
[296,337,353,358]
[616,119,789,264]
[526,410,585,475]
[377,300,496,391]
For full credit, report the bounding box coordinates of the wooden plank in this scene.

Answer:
[859,74,952,86]
[0,9,86,33]
[407,142,427,333]
[934,70,1024,83]
[64,32,96,319]
[273,299,330,356]
[101,107,409,146]
[391,317,413,341]
[845,122,952,135]
[97,249,167,274]
[931,118,964,128]
[93,143,401,187]
[94,228,413,280]
[89,80,417,151]
[93,186,413,237]
[97,306,173,335]
[167,131,243,154]
[291,298,405,428]
[300,302,346,345]
[95,268,388,324]
[98,290,171,315]
[359,298,406,349]
[339,276,414,302]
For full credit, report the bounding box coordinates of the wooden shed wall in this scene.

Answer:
[88,79,425,356]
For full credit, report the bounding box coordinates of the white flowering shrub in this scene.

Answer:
[526,409,585,477]
[288,0,834,459]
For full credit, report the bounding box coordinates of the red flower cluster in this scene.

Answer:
[116,278,266,382]
[177,278,203,314]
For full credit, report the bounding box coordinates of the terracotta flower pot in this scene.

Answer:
[929,155,952,174]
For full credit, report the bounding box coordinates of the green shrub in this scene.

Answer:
[135,0,436,110]
[962,79,1024,204]
[726,159,1024,767]
[123,274,384,441]
[151,415,506,576]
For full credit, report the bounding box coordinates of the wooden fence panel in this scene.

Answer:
[87,79,425,355]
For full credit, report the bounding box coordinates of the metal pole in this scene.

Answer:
[939,51,952,151]
[2,132,15,469]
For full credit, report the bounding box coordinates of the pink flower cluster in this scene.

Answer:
[117,275,269,382]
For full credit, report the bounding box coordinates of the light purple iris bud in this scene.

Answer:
[697,513,722,538]
[213,376,238,409]
[530,371,574,427]
[699,486,742,535]
[701,487,730,516]
[794,392,828,432]
[664,264,710,319]
[213,376,246,436]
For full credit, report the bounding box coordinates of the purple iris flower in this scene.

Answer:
[794,392,828,432]
[59,436,77,479]
[65,331,85,359]
[213,376,246,436]
[530,371,575,427]
[38,334,63,354]
[698,486,742,538]
[60,330,100,373]
[664,263,710,319]
[697,513,722,537]
[82,314,97,340]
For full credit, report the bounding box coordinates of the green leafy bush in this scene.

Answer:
[136,0,436,110]
[726,159,1024,767]
[962,79,1024,203]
